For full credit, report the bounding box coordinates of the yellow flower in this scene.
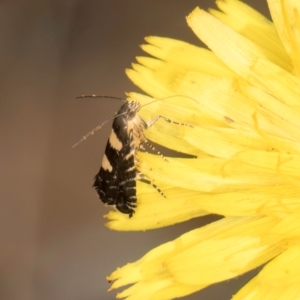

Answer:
[106,0,300,299]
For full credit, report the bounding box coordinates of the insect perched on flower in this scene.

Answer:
[74,95,192,217]
[104,0,300,299]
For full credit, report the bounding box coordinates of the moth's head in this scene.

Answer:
[126,100,141,117]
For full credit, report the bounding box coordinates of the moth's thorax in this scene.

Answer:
[121,101,147,149]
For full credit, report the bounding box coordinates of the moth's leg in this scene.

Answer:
[146,115,193,128]
[143,115,193,161]
[136,128,167,161]
[137,173,166,198]
[141,139,168,162]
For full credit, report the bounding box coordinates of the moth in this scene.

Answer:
[74,95,172,217]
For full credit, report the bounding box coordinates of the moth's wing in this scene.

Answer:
[93,114,137,216]
[93,137,123,206]
[116,153,137,215]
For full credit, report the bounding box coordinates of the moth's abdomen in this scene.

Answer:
[93,170,137,217]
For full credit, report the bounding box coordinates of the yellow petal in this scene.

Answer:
[106,185,209,231]
[187,7,291,77]
[267,0,300,76]
[233,241,300,299]
[108,216,287,299]
[187,8,300,109]
[210,0,290,64]
[142,36,234,77]
[105,1,300,299]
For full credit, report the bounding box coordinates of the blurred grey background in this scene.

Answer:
[0,1,269,299]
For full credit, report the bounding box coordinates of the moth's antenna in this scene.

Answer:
[73,121,107,148]
[77,94,126,102]
[77,94,198,107]
[72,95,128,148]
[141,94,198,108]
[77,94,198,106]
[73,94,198,148]
[72,111,130,148]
